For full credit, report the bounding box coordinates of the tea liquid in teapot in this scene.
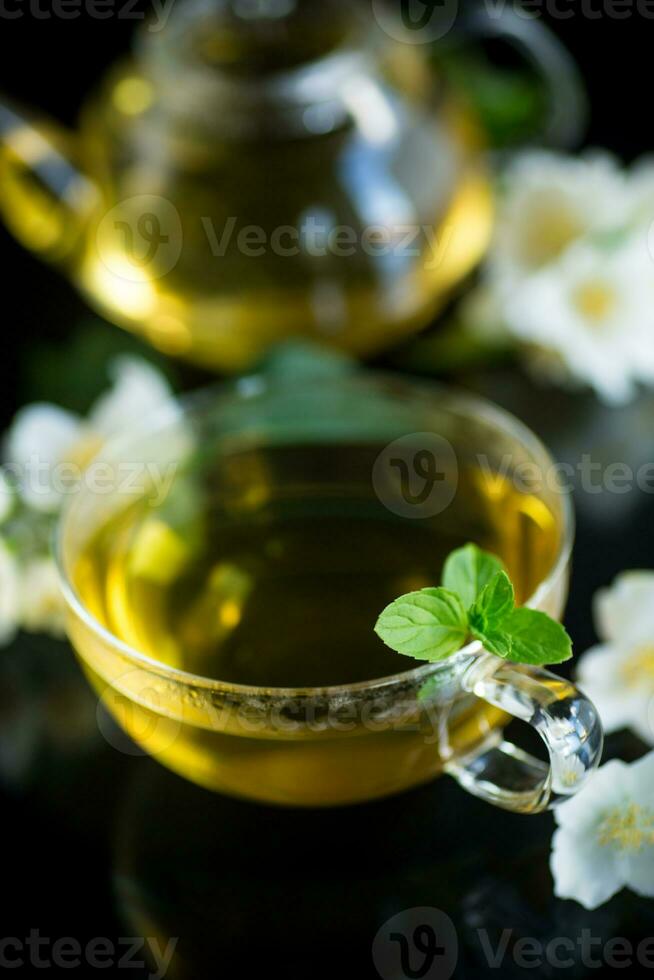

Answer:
[0,0,492,370]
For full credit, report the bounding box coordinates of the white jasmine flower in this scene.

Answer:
[0,538,21,645]
[551,754,654,909]
[88,355,172,439]
[577,572,654,744]
[90,356,190,502]
[5,404,85,513]
[502,240,654,404]
[491,150,630,279]
[4,356,173,513]
[463,150,654,404]
[20,558,67,638]
[0,356,175,643]
[594,570,654,641]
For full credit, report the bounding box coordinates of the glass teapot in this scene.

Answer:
[0,0,584,372]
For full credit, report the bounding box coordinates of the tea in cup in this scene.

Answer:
[57,372,602,810]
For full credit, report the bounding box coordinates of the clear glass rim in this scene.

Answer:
[56,371,575,699]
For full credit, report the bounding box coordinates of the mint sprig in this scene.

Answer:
[375,543,572,667]
[442,542,504,609]
[373,587,468,662]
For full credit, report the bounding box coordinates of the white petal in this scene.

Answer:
[628,851,654,899]
[550,826,624,909]
[576,644,644,734]
[594,571,654,643]
[492,150,630,278]
[89,356,172,439]
[606,753,654,896]
[554,759,631,830]
[4,404,84,513]
[500,235,654,404]
[552,753,654,909]
[483,152,654,405]
[629,706,654,747]
[0,538,21,645]
[576,642,627,683]
[20,558,67,638]
[628,156,654,220]
[622,751,654,804]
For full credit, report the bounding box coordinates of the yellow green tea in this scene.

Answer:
[69,443,560,805]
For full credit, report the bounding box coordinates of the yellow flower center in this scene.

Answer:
[522,203,582,266]
[572,281,616,324]
[619,645,654,689]
[597,802,654,853]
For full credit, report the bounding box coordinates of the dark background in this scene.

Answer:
[0,2,653,978]
[0,0,647,410]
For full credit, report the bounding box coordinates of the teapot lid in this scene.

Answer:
[147,0,358,74]
[137,0,382,139]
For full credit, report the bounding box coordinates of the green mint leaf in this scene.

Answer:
[374,587,468,662]
[470,625,513,659]
[469,569,515,658]
[469,570,515,634]
[375,541,574,669]
[442,543,505,610]
[499,607,573,665]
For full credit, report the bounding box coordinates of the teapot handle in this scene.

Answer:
[465,4,588,148]
[0,96,98,261]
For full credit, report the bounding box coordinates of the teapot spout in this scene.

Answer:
[0,97,97,262]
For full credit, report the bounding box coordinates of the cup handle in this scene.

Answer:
[445,653,603,814]
[464,4,588,148]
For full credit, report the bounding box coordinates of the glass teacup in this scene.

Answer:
[57,369,602,812]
